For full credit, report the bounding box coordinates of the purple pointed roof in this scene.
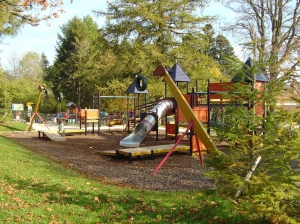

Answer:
[125,79,149,94]
[170,63,191,82]
[232,58,268,82]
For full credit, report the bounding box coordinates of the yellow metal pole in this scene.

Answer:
[27,85,44,131]
[153,65,220,156]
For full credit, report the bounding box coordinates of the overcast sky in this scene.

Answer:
[0,1,241,70]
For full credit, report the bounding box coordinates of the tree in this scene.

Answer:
[204,78,299,223]
[2,52,50,115]
[41,52,50,68]
[217,0,300,83]
[1,0,69,25]
[0,2,23,40]
[0,0,70,41]
[201,24,240,79]
[94,0,226,96]
[95,0,209,55]
[46,15,102,108]
[5,51,45,82]
[170,32,227,89]
[0,69,13,120]
[4,52,21,77]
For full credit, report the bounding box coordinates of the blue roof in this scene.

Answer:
[125,78,149,94]
[232,58,269,82]
[170,63,191,82]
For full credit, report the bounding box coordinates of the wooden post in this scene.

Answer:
[27,85,45,131]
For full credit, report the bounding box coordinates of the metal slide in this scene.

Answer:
[153,65,219,156]
[119,99,174,147]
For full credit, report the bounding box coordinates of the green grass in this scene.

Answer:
[0,121,28,132]
[0,123,269,223]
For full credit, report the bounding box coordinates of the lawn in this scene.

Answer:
[0,121,268,223]
[0,120,28,132]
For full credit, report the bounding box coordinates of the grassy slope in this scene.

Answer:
[0,121,28,132]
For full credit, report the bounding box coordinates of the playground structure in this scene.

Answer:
[117,59,268,166]
[29,59,268,166]
[118,65,218,163]
[79,108,101,135]
[120,98,174,147]
[165,79,267,152]
[123,78,149,132]
[118,67,216,151]
[152,65,218,156]
[157,60,266,172]
[111,65,217,164]
[91,93,134,131]
[26,85,50,132]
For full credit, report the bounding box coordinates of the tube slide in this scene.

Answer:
[119,99,174,147]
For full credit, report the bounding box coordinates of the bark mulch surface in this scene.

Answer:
[2,129,216,191]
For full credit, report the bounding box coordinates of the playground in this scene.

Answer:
[10,61,267,191]
[3,127,217,191]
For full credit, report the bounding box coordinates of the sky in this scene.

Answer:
[0,1,241,70]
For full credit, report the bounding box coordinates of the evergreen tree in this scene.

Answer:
[204,76,300,223]
[202,24,240,79]
[94,0,225,95]
[46,15,102,108]
[95,0,209,55]
[0,3,23,41]
[41,53,50,68]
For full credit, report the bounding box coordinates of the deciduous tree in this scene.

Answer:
[0,0,70,41]
[0,69,13,119]
[217,0,300,83]
[1,0,69,25]
[5,51,45,82]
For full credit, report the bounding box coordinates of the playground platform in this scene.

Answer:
[99,144,190,164]
[58,129,86,134]
[31,122,125,132]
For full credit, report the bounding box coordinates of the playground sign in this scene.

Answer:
[12,104,24,111]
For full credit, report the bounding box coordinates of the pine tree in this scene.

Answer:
[46,15,102,108]
[95,0,209,55]
[201,24,240,79]
[204,75,300,223]
[94,0,226,94]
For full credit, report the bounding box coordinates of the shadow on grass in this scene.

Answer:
[0,123,26,132]
[2,174,269,224]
